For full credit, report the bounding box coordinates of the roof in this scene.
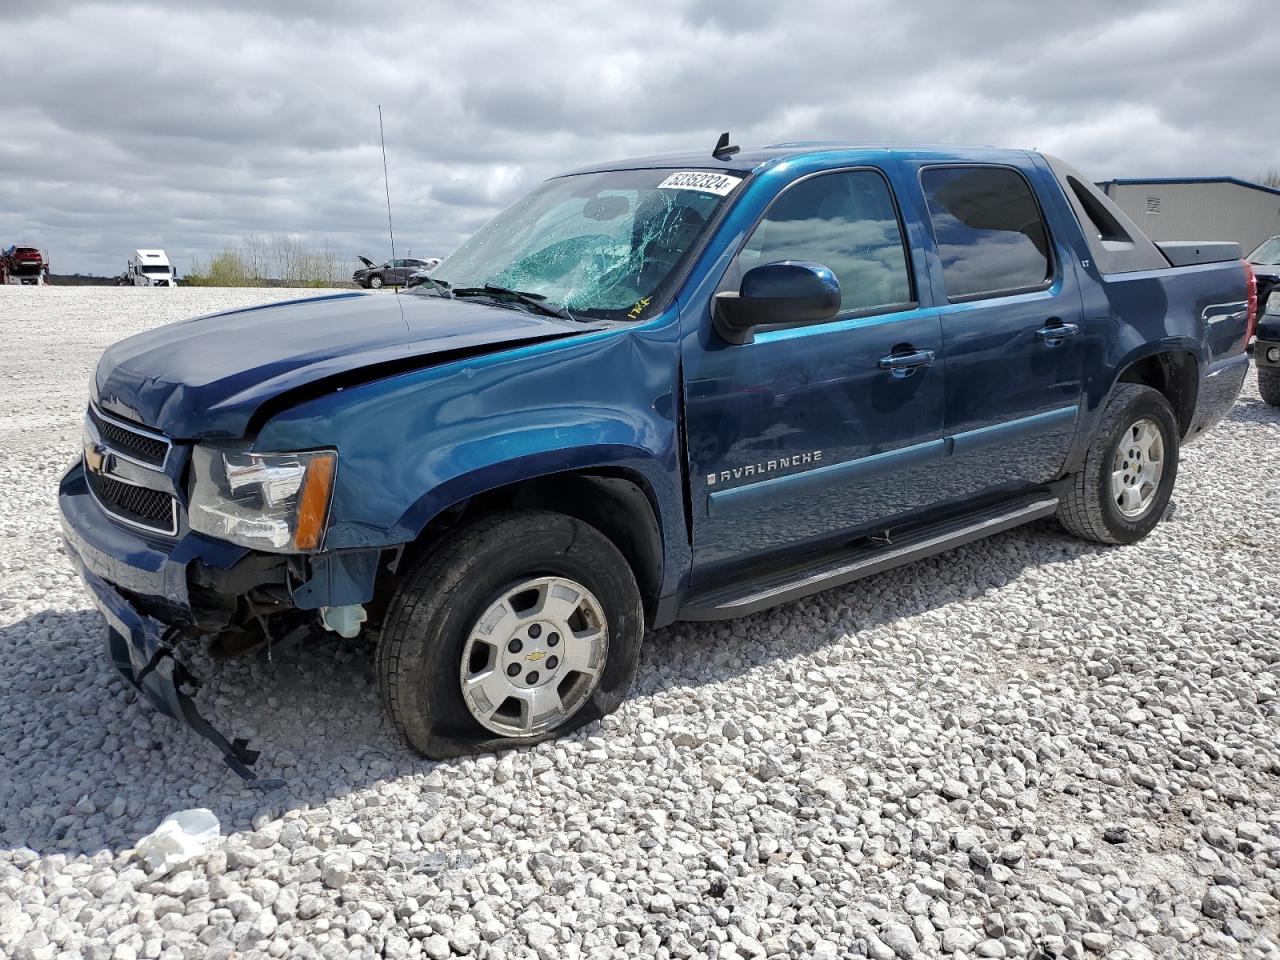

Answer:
[1098,176,1280,198]
[561,142,1021,177]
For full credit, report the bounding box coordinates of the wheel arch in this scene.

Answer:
[1064,345,1200,476]
[1113,347,1199,437]
[387,457,670,625]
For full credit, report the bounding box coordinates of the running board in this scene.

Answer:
[678,495,1059,621]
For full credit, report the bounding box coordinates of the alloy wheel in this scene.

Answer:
[459,576,608,737]
[1110,417,1165,518]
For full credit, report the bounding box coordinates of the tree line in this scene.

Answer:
[185,234,348,287]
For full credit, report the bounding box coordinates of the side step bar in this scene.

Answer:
[678,495,1059,621]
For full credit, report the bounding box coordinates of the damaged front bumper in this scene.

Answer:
[59,462,288,789]
[88,569,284,791]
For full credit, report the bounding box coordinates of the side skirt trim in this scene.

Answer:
[680,493,1059,620]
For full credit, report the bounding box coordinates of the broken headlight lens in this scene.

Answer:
[189,446,336,553]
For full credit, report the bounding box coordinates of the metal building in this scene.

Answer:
[1098,177,1280,254]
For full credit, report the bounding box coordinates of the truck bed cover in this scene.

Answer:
[1157,241,1242,267]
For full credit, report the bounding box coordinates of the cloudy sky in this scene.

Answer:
[1,0,1275,276]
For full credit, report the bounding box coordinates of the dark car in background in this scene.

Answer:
[353,256,436,289]
[1248,236,1280,314]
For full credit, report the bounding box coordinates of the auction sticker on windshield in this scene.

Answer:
[657,171,743,196]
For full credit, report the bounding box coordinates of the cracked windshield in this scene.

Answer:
[419,168,741,321]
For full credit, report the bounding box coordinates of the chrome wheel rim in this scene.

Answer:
[1110,417,1165,518]
[459,575,608,737]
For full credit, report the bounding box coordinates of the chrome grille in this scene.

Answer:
[86,469,178,536]
[88,404,170,467]
[83,404,179,536]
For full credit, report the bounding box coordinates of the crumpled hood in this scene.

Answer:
[95,292,593,439]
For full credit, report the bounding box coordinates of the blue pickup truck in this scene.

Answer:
[60,141,1257,781]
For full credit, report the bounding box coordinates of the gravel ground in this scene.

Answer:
[1,286,1279,960]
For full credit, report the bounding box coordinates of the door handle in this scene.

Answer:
[1036,321,1079,344]
[878,349,936,379]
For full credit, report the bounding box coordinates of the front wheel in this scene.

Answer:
[368,274,384,289]
[376,511,644,758]
[1057,384,1180,545]
[1259,368,1280,407]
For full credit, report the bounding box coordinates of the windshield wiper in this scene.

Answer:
[452,284,576,322]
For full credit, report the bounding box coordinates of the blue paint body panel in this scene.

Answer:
[61,143,1252,628]
[94,291,593,439]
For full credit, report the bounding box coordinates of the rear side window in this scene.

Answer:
[921,166,1052,300]
[739,169,912,315]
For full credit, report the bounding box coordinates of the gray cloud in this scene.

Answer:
[0,0,1274,276]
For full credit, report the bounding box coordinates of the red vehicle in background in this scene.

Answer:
[1,245,50,284]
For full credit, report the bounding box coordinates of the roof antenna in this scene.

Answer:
[378,105,407,328]
[378,105,398,273]
[712,131,740,161]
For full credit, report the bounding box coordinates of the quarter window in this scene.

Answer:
[920,166,1052,300]
[739,169,912,315]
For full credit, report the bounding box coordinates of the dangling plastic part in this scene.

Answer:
[319,604,368,639]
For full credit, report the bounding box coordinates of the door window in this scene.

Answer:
[739,169,913,316]
[920,166,1052,300]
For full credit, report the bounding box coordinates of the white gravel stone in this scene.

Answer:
[1,286,1279,958]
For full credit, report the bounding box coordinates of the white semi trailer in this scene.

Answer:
[118,249,177,286]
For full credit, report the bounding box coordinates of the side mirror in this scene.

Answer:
[713,261,840,345]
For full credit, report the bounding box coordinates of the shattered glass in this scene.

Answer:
[422,169,736,322]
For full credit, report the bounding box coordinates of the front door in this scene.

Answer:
[681,166,947,582]
[906,162,1087,503]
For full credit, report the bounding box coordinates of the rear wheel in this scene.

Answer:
[1057,384,1179,545]
[1259,368,1280,407]
[376,511,644,758]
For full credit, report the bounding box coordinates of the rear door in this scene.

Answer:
[681,165,948,581]
[904,160,1087,502]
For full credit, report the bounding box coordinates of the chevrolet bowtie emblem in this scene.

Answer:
[525,650,545,663]
[85,442,108,473]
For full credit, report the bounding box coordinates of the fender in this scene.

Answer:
[395,444,687,598]
[1103,339,1201,411]
[1061,338,1201,476]
[1063,252,1241,476]
[253,311,692,594]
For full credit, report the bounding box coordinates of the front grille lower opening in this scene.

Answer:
[86,469,176,534]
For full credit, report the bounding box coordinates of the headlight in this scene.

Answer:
[189,446,336,553]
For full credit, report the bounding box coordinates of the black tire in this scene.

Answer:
[1057,384,1180,545]
[368,274,383,289]
[1260,369,1280,407]
[376,511,644,758]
